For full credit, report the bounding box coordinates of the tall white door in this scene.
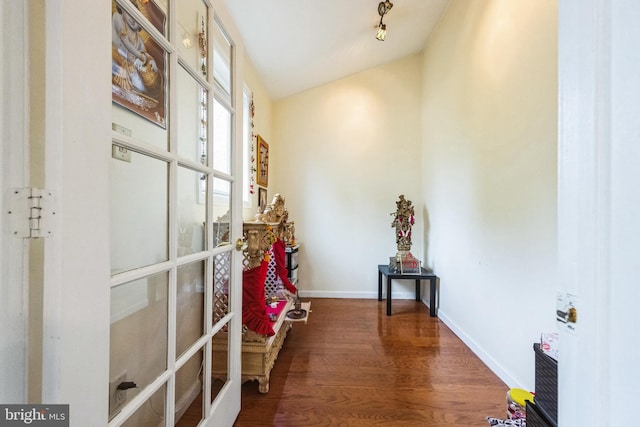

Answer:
[4,0,246,423]
[108,0,243,425]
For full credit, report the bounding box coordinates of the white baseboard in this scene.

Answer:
[436,309,522,389]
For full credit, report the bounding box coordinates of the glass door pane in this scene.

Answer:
[121,384,166,427]
[177,166,206,256]
[212,99,232,174]
[176,65,208,165]
[111,0,169,148]
[174,348,205,426]
[211,326,230,403]
[213,19,231,97]
[213,252,231,322]
[177,0,208,79]
[109,273,169,421]
[110,151,168,274]
[176,261,205,357]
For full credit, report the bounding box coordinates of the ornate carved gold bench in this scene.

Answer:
[212,194,308,393]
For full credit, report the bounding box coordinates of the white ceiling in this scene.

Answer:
[219,0,451,100]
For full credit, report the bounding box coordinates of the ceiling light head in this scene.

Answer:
[376,1,392,41]
[376,23,387,41]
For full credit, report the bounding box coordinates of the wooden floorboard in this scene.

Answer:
[178,298,508,426]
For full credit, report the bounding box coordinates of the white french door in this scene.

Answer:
[108,0,242,425]
[1,0,242,423]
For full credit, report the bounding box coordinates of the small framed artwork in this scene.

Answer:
[257,135,269,187]
[258,187,267,209]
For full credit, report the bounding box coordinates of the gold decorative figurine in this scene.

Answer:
[390,195,420,273]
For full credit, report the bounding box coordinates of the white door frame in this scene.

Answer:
[39,0,112,421]
[0,0,29,404]
[558,1,640,426]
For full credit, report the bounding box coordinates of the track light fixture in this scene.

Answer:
[376,1,393,41]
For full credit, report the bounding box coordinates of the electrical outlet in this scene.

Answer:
[112,144,131,162]
[109,370,128,418]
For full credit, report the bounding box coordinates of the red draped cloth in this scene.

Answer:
[242,261,274,336]
[272,239,297,294]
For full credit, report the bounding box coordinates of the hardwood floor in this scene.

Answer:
[181,298,509,426]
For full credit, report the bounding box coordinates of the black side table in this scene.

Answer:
[378,264,439,317]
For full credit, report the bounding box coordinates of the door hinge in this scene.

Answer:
[8,188,55,238]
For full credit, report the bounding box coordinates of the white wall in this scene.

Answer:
[242,54,274,220]
[272,55,424,298]
[420,0,558,389]
[270,0,557,391]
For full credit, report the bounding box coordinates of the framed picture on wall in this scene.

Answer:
[258,187,267,209]
[257,135,269,187]
[111,0,167,128]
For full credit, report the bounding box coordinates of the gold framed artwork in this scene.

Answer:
[257,135,269,187]
[111,0,167,128]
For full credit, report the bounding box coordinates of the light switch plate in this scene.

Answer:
[112,122,132,137]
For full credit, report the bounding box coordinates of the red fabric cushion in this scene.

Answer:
[242,261,274,336]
